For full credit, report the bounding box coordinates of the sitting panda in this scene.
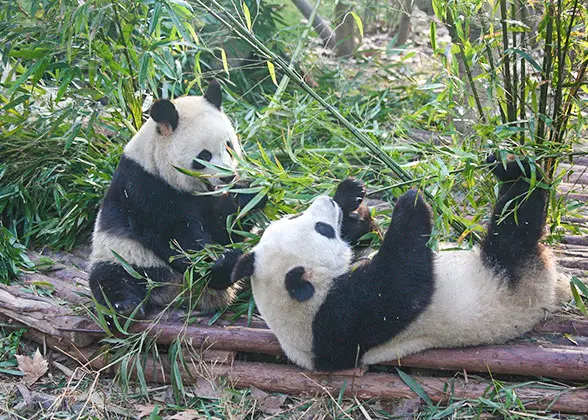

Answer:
[231,157,558,371]
[89,81,264,319]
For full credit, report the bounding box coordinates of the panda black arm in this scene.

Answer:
[312,274,363,371]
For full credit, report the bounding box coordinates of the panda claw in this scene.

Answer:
[113,299,146,320]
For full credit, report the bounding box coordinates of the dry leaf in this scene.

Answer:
[169,409,200,420]
[192,379,221,400]
[135,403,158,418]
[15,349,48,386]
[250,386,286,415]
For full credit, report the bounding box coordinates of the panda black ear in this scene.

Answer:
[204,80,222,109]
[231,252,255,283]
[285,266,315,302]
[150,99,179,134]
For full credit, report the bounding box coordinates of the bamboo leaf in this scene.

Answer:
[396,368,434,407]
[220,48,229,74]
[111,250,144,280]
[349,11,363,38]
[267,61,278,86]
[242,1,252,32]
[505,48,542,72]
[430,21,437,52]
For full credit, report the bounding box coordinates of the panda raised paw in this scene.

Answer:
[334,178,366,215]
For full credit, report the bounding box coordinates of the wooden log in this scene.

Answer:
[128,322,283,355]
[51,345,588,414]
[535,317,588,335]
[384,343,588,380]
[557,258,588,270]
[0,285,95,347]
[560,236,588,247]
[122,322,588,380]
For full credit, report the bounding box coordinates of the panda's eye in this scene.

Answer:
[192,149,212,170]
[315,222,335,239]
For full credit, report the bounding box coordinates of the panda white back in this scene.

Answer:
[362,248,556,365]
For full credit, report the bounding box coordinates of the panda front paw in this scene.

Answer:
[334,178,366,215]
[232,180,268,211]
[208,249,244,289]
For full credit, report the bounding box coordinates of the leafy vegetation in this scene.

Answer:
[1,0,587,417]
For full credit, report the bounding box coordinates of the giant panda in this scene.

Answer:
[89,81,264,319]
[231,156,559,371]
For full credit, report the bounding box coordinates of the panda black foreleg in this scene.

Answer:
[481,156,548,284]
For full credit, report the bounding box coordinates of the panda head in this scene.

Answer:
[124,80,242,192]
[232,196,353,304]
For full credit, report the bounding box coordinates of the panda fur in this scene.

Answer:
[232,158,558,371]
[89,81,263,318]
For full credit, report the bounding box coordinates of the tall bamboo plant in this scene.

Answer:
[432,0,587,165]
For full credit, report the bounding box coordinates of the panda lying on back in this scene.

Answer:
[232,156,558,371]
[89,81,264,318]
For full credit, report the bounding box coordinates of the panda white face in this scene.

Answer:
[247,196,353,302]
[124,81,242,193]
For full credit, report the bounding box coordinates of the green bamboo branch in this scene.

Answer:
[193,0,480,241]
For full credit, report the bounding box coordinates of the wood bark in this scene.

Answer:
[57,347,588,414]
[291,0,336,48]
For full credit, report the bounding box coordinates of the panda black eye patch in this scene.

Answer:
[192,149,213,170]
[315,222,336,239]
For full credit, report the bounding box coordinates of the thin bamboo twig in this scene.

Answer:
[500,0,515,123]
[536,2,554,145]
[519,0,527,144]
[444,12,488,124]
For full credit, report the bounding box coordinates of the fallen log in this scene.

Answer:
[52,344,588,414]
[55,321,588,381]
[3,279,588,381]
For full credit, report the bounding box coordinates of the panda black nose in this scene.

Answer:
[221,175,236,184]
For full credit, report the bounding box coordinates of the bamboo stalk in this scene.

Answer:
[499,0,515,123]
[536,2,554,145]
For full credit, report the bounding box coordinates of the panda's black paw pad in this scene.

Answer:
[209,249,243,290]
[334,178,366,215]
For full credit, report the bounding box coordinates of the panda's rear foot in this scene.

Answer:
[390,189,432,233]
[487,154,541,182]
[112,298,147,320]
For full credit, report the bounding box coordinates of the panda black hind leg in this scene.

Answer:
[481,155,549,285]
[89,262,150,319]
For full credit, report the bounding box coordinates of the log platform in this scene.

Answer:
[1,159,587,414]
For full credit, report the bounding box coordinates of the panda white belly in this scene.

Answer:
[361,248,556,365]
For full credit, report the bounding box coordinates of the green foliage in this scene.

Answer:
[0,224,34,284]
